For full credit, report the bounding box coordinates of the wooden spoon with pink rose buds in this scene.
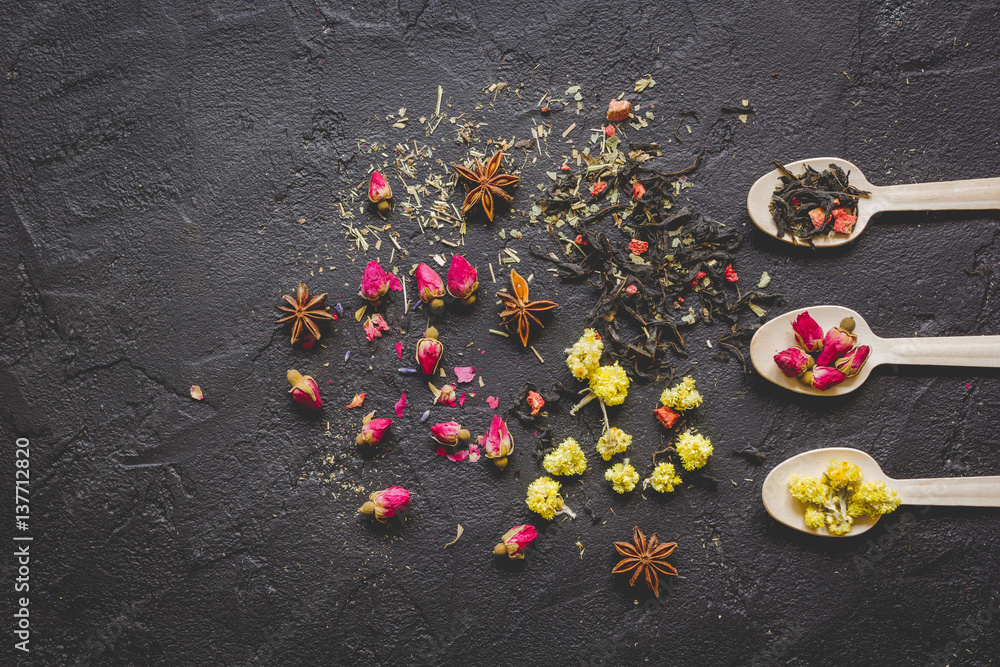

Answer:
[750,305,1000,396]
[747,157,1000,247]
[763,447,1000,537]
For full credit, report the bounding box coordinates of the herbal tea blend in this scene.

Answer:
[768,162,870,241]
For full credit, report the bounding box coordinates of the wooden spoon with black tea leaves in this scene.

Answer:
[747,157,1000,247]
[750,305,1000,396]
[763,447,1000,537]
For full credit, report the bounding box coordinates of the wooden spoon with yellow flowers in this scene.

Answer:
[497,269,557,347]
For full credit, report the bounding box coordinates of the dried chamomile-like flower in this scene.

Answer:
[595,427,632,461]
[847,481,901,519]
[542,438,587,476]
[525,476,576,520]
[787,474,831,505]
[605,461,639,494]
[659,376,703,412]
[589,362,629,406]
[646,462,682,493]
[675,430,713,471]
[565,328,603,380]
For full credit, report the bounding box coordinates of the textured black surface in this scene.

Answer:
[2,1,1000,666]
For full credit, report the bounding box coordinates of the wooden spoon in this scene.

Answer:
[747,157,1000,247]
[750,305,1000,396]
[763,447,1000,536]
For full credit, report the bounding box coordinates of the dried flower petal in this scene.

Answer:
[454,366,476,384]
[346,393,366,409]
[394,392,407,418]
[487,395,500,410]
[189,385,204,400]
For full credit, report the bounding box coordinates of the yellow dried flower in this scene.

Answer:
[589,362,629,406]
[827,518,854,536]
[542,438,588,476]
[659,376,703,411]
[525,476,564,520]
[565,328,603,380]
[825,459,863,491]
[605,461,639,493]
[647,462,682,493]
[847,480,901,519]
[595,427,632,461]
[803,507,826,529]
[675,429,713,470]
[787,473,831,505]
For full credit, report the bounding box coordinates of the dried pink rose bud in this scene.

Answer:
[809,366,846,391]
[359,485,410,522]
[773,347,814,378]
[356,417,392,446]
[416,327,444,375]
[435,383,457,406]
[359,260,402,304]
[481,415,513,469]
[368,170,393,214]
[816,324,858,367]
[415,263,445,314]
[430,421,471,446]
[835,345,871,377]
[287,369,322,409]
[792,311,824,353]
[493,524,538,559]
[447,255,479,306]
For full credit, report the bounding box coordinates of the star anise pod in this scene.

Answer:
[451,150,519,221]
[276,281,336,345]
[497,268,557,347]
[612,526,678,597]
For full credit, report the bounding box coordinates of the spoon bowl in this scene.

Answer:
[750,305,1000,396]
[763,447,1000,537]
[747,157,1000,247]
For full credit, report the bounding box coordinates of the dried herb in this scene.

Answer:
[451,150,519,221]
[612,526,678,597]
[497,268,557,347]
[276,281,336,345]
[768,162,870,241]
[732,447,766,466]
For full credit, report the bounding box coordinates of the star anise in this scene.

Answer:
[451,150,519,221]
[497,268,557,347]
[276,281,336,345]
[612,526,678,597]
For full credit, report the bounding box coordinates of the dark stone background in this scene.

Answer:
[2,1,999,665]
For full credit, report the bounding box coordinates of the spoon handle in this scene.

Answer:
[875,177,1000,213]
[893,476,1000,507]
[879,335,1000,368]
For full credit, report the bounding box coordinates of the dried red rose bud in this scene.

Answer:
[654,405,680,429]
[774,347,813,378]
[632,182,646,199]
[792,311,824,354]
[415,263,446,314]
[724,264,738,282]
[809,366,846,391]
[368,170,393,213]
[446,255,479,306]
[606,98,631,122]
[494,524,538,559]
[359,486,410,523]
[482,415,513,469]
[415,327,444,375]
[604,124,615,138]
[526,390,545,416]
[287,369,322,409]
[359,260,402,303]
[835,345,871,377]
[356,417,392,446]
[590,181,608,197]
[430,421,471,446]
[816,325,858,367]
